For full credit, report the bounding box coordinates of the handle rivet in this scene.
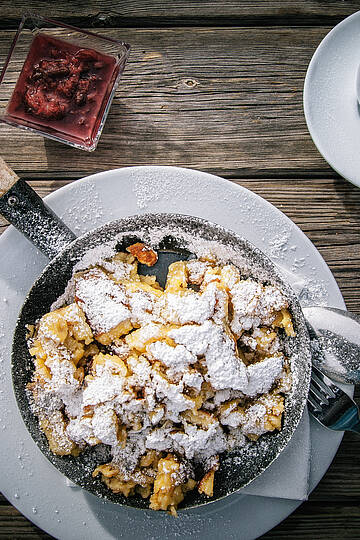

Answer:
[7,195,18,207]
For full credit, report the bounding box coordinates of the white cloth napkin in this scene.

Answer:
[241,409,311,500]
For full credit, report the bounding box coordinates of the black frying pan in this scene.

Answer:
[0,162,311,510]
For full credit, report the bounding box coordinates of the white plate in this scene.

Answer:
[0,166,345,539]
[304,10,360,188]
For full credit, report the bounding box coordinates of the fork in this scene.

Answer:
[308,365,360,434]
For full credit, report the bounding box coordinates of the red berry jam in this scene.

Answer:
[6,33,119,149]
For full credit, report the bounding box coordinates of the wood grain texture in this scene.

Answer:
[0,156,19,196]
[0,27,338,178]
[1,2,360,537]
[0,1,360,28]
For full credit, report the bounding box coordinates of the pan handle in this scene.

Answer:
[0,158,76,259]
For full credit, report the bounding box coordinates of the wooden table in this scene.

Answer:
[1,2,360,538]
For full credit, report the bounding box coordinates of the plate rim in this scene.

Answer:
[0,165,346,540]
[303,9,360,188]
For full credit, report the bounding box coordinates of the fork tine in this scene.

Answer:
[308,366,360,433]
[310,381,330,405]
[307,393,322,413]
[311,370,336,399]
[308,388,329,410]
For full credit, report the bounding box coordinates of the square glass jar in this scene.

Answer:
[0,13,130,151]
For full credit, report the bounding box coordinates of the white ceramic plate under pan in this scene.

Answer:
[0,166,345,539]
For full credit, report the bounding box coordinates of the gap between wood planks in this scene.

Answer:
[1,0,360,30]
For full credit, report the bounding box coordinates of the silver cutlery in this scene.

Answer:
[308,365,360,434]
[303,306,360,385]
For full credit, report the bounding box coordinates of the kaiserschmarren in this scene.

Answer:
[27,244,294,515]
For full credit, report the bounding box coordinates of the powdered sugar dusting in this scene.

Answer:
[29,251,293,474]
[60,181,104,235]
[299,278,329,306]
[75,269,130,334]
[268,229,291,260]
[22,214,311,510]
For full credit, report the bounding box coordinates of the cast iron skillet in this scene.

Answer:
[0,164,312,510]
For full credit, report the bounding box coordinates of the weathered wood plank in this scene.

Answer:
[0,1,360,28]
[2,497,360,540]
[0,27,336,178]
[1,4,359,538]
[263,504,360,539]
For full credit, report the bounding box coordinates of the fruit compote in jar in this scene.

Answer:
[6,33,120,150]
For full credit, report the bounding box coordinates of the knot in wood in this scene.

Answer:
[92,11,117,26]
[184,79,198,88]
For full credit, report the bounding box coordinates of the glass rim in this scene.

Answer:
[24,11,131,50]
[0,12,131,86]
